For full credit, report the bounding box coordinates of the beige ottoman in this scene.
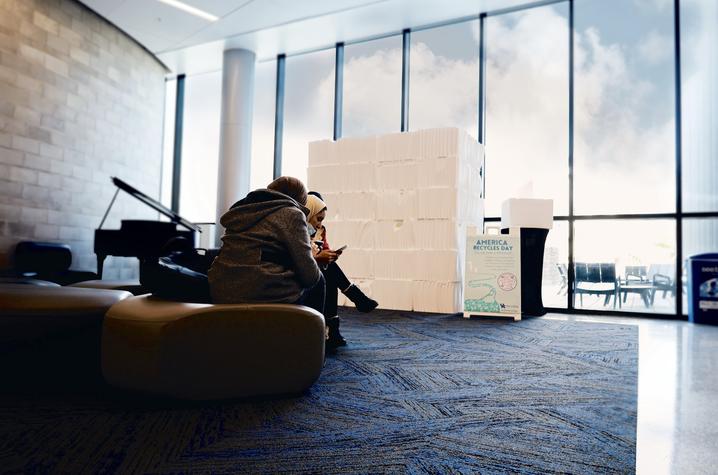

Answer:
[102,295,326,400]
[70,279,146,295]
[0,285,132,387]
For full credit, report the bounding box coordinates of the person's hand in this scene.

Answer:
[315,250,338,265]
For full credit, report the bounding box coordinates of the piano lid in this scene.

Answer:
[108,177,201,233]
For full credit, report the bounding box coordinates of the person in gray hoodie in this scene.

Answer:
[209,177,335,315]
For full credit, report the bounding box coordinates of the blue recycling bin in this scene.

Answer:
[687,253,718,325]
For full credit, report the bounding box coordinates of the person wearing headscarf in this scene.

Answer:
[208,176,325,317]
[306,193,379,352]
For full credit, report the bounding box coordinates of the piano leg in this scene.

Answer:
[97,254,106,279]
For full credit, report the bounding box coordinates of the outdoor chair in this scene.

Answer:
[556,263,568,295]
[648,264,676,305]
[574,262,621,309]
[624,265,648,284]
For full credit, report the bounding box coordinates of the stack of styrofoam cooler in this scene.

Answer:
[307,127,485,313]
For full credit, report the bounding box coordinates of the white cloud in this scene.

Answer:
[407,42,478,137]
[341,46,403,137]
[281,53,335,185]
[637,30,672,64]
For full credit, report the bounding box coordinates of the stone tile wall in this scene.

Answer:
[0,0,167,278]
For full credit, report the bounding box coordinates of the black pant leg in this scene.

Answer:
[329,262,351,291]
[297,274,326,317]
[323,265,338,318]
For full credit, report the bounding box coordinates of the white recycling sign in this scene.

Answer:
[463,227,522,321]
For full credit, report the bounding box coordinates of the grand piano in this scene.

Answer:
[94,177,200,278]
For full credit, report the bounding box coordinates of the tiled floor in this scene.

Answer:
[544,313,718,475]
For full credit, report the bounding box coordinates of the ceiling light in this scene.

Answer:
[156,0,219,22]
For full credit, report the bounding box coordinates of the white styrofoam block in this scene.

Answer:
[307,165,344,193]
[324,192,376,220]
[408,131,423,159]
[417,155,482,190]
[417,128,485,171]
[418,127,461,159]
[308,140,337,167]
[417,188,457,219]
[339,248,374,279]
[377,132,413,162]
[373,250,417,280]
[501,198,554,230]
[310,128,486,306]
[461,195,485,224]
[328,220,376,250]
[377,190,417,220]
[341,163,376,191]
[337,136,377,164]
[372,279,413,311]
[418,156,458,188]
[376,161,417,190]
[412,281,463,313]
[462,132,484,168]
[458,160,483,191]
[417,188,484,221]
[375,220,415,249]
[413,219,467,250]
[415,249,463,282]
[320,192,340,221]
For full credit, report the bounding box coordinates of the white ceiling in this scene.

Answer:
[80,0,532,76]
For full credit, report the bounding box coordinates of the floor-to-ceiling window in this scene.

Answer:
[160,78,176,209]
[543,221,570,309]
[680,0,718,313]
[342,36,403,137]
[178,71,222,223]
[484,3,570,307]
[572,0,677,313]
[250,60,277,191]
[408,20,479,139]
[281,49,335,185]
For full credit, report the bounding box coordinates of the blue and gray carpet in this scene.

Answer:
[1,310,637,474]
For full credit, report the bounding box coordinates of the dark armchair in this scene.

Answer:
[623,265,648,284]
[648,264,675,305]
[574,262,621,309]
[2,241,97,286]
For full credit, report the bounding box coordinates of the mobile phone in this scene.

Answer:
[335,245,347,252]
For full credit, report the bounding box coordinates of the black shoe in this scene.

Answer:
[343,284,378,313]
[326,316,347,352]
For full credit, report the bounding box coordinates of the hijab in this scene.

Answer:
[306,195,327,228]
[306,194,327,241]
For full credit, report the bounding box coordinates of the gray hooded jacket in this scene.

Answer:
[208,189,321,304]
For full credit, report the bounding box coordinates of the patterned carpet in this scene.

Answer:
[0,310,637,474]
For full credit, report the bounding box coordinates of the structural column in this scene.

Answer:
[215,48,256,246]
